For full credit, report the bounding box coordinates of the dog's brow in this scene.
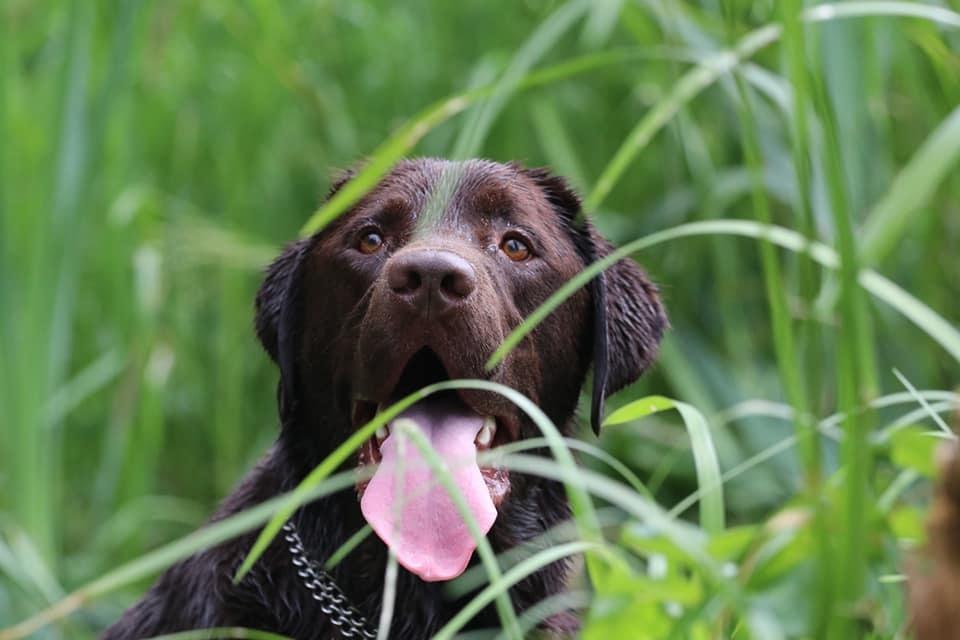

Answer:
[377,199,411,225]
[413,163,467,236]
[465,183,514,218]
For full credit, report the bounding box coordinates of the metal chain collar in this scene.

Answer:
[282,521,378,639]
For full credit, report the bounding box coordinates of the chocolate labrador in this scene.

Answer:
[103,158,667,639]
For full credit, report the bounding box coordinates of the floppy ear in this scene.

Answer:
[254,167,357,423]
[585,225,668,427]
[524,167,668,435]
[255,239,312,424]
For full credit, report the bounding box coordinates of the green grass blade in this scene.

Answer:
[431,542,598,640]
[493,590,590,640]
[530,99,590,190]
[603,395,677,425]
[43,349,126,428]
[857,270,960,364]
[172,214,279,271]
[587,24,782,210]
[730,66,811,461]
[805,2,960,27]
[859,104,960,265]
[671,389,960,520]
[892,368,953,436]
[718,390,960,440]
[447,507,625,599]
[376,549,399,640]
[451,0,588,159]
[779,0,830,628]
[491,436,652,499]
[668,434,799,523]
[605,395,724,532]
[498,454,725,580]
[876,402,960,443]
[671,401,724,533]
[808,21,874,635]
[735,12,830,628]
[323,524,372,571]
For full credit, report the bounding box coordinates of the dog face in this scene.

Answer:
[254,158,666,581]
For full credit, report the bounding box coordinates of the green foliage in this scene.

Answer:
[2,1,960,638]
[606,396,724,533]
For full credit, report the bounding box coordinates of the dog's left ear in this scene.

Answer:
[524,167,669,435]
[584,225,668,433]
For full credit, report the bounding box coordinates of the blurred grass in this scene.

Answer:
[2,0,960,638]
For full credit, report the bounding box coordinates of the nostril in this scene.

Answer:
[404,270,422,293]
[441,270,475,298]
[388,264,422,294]
[440,273,456,295]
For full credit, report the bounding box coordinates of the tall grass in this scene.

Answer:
[2,1,960,638]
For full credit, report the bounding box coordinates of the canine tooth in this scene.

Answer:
[375,425,389,442]
[477,417,496,447]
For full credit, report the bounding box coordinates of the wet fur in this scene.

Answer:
[103,159,667,639]
[908,402,960,640]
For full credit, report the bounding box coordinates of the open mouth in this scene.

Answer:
[351,348,512,582]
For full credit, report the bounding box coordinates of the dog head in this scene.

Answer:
[254,158,666,581]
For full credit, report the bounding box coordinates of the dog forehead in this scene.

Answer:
[370,158,559,231]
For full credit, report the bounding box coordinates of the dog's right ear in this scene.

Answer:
[254,167,357,422]
[255,239,312,423]
[255,240,308,365]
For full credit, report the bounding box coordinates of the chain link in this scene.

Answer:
[282,521,378,639]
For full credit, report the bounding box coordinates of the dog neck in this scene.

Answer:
[270,425,576,633]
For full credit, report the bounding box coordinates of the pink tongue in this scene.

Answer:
[360,396,497,582]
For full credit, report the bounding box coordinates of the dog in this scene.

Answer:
[103,158,667,639]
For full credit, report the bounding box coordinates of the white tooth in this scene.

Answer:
[375,425,389,442]
[477,417,496,447]
[476,428,491,447]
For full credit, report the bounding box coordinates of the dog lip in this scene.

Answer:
[352,343,523,447]
[351,399,378,430]
[352,354,416,406]
[493,413,520,442]
[354,343,475,403]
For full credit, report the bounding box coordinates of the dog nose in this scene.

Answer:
[387,250,477,317]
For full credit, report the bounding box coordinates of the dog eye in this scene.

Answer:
[500,235,531,262]
[357,230,384,254]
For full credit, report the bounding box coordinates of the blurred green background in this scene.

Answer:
[2,0,959,637]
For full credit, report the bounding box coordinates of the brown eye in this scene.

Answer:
[358,230,384,254]
[500,235,531,262]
